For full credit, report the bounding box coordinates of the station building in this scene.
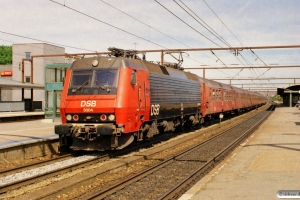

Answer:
[0,43,67,112]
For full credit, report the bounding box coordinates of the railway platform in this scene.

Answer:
[0,114,60,164]
[180,104,300,200]
[0,112,59,144]
[0,111,44,122]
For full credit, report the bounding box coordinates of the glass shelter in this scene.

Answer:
[44,64,71,121]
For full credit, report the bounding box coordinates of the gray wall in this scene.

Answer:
[12,43,65,102]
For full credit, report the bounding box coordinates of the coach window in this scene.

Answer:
[220,90,222,101]
[131,70,137,85]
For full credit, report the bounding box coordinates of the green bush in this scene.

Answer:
[0,45,12,64]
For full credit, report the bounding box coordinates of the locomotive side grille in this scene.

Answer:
[149,73,200,105]
[149,72,201,119]
[143,62,164,74]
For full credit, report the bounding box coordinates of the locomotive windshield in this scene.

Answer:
[68,69,119,95]
[72,71,93,87]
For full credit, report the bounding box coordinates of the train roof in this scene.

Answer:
[71,56,200,82]
[198,77,236,91]
[71,56,266,97]
[198,76,266,96]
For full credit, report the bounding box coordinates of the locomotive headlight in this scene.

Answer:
[108,114,115,121]
[66,114,72,121]
[92,59,99,67]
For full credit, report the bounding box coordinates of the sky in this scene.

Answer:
[1,0,300,93]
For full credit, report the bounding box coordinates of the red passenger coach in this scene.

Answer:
[55,48,266,151]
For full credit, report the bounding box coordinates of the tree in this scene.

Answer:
[0,45,12,65]
[271,95,281,102]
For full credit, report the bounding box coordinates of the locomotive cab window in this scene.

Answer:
[71,70,93,87]
[95,69,118,87]
[69,69,119,95]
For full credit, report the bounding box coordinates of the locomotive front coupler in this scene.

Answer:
[71,124,117,141]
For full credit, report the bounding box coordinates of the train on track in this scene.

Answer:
[55,47,267,151]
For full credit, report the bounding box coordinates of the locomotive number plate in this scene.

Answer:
[151,104,160,116]
[83,108,94,112]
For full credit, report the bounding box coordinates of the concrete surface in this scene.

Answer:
[0,115,61,164]
[0,117,60,144]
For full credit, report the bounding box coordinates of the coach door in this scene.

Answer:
[138,81,145,115]
[136,70,149,121]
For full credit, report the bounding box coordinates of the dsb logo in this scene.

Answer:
[81,100,96,107]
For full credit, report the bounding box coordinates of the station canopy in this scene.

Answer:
[277,84,300,95]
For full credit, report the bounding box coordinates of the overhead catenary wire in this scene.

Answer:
[99,0,187,48]
[154,0,223,48]
[202,0,243,47]
[50,0,168,50]
[0,30,98,52]
[202,0,271,86]
[50,0,211,66]
[174,0,232,47]
[202,1,268,65]
[98,0,210,65]
[169,0,250,79]
[2,1,292,92]
[0,38,71,55]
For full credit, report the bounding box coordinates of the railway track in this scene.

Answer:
[0,131,191,195]
[81,105,275,199]
[0,152,111,194]
[0,104,272,199]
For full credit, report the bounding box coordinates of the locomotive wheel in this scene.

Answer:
[116,134,134,150]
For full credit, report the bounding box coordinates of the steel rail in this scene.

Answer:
[0,153,111,194]
[0,153,73,178]
[0,132,181,195]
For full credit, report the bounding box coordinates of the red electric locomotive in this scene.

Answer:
[55,47,266,151]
